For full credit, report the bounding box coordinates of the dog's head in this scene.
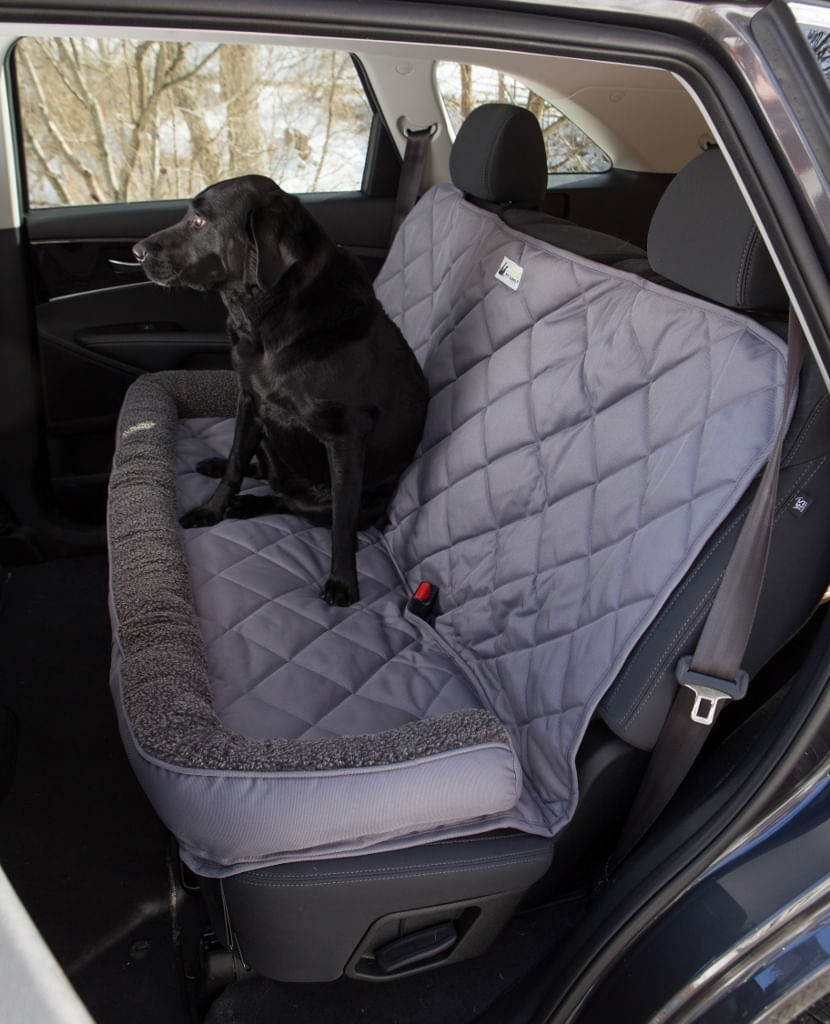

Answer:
[133,174,299,293]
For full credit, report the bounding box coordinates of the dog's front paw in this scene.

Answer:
[179,505,222,529]
[195,457,228,479]
[321,576,359,607]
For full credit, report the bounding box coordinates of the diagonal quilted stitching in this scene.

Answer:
[176,416,485,744]
[378,185,790,811]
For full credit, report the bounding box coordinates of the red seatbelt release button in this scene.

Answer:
[409,581,439,623]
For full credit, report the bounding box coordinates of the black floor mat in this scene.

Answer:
[0,554,188,1024]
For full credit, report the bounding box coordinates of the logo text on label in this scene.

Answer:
[495,256,524,291]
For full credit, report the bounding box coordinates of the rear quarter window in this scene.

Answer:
[435,61,612,174]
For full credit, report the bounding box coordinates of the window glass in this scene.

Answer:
[435,61,612,174]
[802,27,830,84]
[790,3,830,86]
[15,38,373,207]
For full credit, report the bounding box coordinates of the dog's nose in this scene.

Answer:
[132,242,148,263]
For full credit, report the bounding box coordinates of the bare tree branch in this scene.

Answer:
[18,46,107,202]
[53,38,120,198]
[312,50,346,191]
[21,123,71,205]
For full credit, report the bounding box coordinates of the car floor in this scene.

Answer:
[0,553,187,1024]
[0,551,587,1023]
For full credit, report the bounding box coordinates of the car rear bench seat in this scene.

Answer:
[107,106,811,981]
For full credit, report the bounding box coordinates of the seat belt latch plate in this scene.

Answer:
[675,656,750,726]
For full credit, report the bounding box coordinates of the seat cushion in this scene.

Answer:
[177,419,481,744]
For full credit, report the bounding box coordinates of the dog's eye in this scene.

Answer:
[192,214,205,229]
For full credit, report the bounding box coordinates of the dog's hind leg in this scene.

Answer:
[180,392,261,528]
[196,456,264,480]
[195,456,230,479]
[223,493,288,518]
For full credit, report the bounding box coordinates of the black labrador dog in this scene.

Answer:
[133,174,428,606]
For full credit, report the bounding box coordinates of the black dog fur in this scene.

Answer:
[133,174,428,606]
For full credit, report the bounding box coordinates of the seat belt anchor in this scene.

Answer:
[675,656,750,726]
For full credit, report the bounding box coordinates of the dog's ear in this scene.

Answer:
[246,204,286,291]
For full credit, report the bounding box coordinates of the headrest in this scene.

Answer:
[449,103,548,207]
[648,148,788,312]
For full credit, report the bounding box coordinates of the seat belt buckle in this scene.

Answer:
[675,656,750,726]
[408,581,440,624]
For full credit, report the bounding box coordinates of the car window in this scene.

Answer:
[13,38,374,207]
[789,2,830,85]
[435,61,612,174]
[802,26,830,84]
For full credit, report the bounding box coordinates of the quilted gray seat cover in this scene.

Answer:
[108,182,789,876]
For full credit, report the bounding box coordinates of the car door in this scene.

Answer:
[13,37,399,521]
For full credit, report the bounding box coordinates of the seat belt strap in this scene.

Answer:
[612,313,807,867]
[390,126,433,240]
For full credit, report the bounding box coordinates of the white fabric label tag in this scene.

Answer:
[495,256,523,291]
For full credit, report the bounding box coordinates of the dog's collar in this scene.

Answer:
[227,286,282,330]
[246,288,282,327]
